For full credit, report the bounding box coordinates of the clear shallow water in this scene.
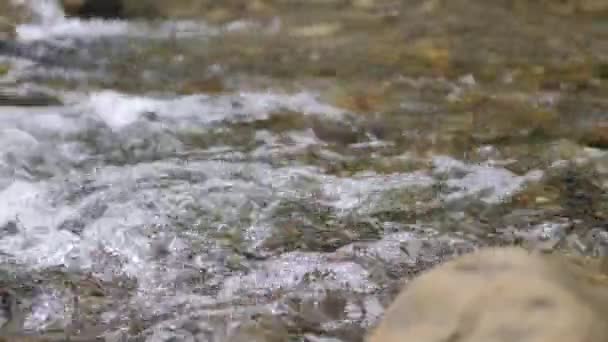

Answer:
[2,1,607,341]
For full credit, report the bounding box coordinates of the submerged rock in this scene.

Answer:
[0,288,21,334]
[60,0,201,19]
[0,89,62,107]
[60,0,125,19]
[368,247,608,342]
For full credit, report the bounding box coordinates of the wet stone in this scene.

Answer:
[0,89,62,107]
[368,247,608,342]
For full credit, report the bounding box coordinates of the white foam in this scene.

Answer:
[16,18,223,42]
[0,180,83,268]
[0,165,186,282]
[0,128,40,155]
[219,251,376,299]
[18,0,124,41]
[433,156,543,203]
[85,91,160,130]
[22,0,65,25]
[17,19,131,42]
[83,90,345,131]
[320,171,434,211]
[0,181,57,227]
[0,105,83,137]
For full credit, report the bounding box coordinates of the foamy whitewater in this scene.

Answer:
[0,1,554,340]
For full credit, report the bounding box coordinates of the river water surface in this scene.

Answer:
[2,1,608,341]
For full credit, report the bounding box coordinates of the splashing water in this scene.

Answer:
[4,1,593,341]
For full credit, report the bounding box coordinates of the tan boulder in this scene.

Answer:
[368,247,608,342]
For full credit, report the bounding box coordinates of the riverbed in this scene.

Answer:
[1,1,608,341]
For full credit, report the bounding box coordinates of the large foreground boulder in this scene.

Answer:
[368,247,608,342]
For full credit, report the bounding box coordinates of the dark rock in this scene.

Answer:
[0,221,19,238]
[61,0,124,19]
[310,116,363,146]
[61,0,168,19]
[0,89,62,107]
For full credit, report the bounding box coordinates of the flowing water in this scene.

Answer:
[1,0,608,341]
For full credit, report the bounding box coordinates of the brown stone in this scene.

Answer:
[368,247,608,342]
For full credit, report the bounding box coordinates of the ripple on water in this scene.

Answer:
[432,156,544,204]
[0,83,545,339]
[219,251,377,300]
[0,1,579,340]
[84,90,345,130]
